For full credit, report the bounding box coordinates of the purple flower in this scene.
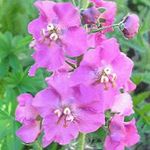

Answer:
[122,14,140,39]
[15,94,41,143]
[70,38,134,110]
[28,1,88,76]
[15,0,140,148]
[32,74,104,147]
[104,115,140,150]
[71,38,133,90]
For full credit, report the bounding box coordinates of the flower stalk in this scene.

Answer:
[76,133,86,150]
[90,22,123,33]
[35,141,43,150]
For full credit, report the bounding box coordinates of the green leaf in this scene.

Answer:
[79,0,89,9]
[0,59,9,78]
[133,91,150,105]
[9,54,22,72]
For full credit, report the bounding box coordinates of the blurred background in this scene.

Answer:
[0,0,150,149]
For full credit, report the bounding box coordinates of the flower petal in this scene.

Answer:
[28,17,46,40]
[33,88,60,117]
[31,44,64,73]
[43,115,79,145]
[63,27,87,57]
[111,93,134,116]
[77,110,104,133]
[53,2,80,28]
[34,1,56,22]
[70,65,95,86]
[104,136,125,150]
[112,53,133,87]
[15,94,38,123]
[124,119,140,147]
[16,121,40,143]
[99,38,120,64]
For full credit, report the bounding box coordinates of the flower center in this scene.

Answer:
[54,107,75,127]
[41,23,60,43]
[94,67,117,90]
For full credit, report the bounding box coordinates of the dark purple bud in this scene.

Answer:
[81,7,100,25]
[122,14,140,39]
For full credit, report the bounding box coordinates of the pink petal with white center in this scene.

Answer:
[43,115,78,146]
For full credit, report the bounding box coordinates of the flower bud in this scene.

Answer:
[81,7,100,25]
[122,14,139,39]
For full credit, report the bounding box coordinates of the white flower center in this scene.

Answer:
[54,109,62,117]
[94,66,117,90]
[63,107,71,115]
[54,106,75,127]
[41,23,60,42]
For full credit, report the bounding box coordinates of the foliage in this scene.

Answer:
[0,0,150,149]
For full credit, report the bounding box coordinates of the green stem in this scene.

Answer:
[71,0,76,6]
[90,23,120,33]
[35,141,43,150]
[76,133,86,150]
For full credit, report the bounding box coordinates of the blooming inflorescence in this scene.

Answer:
[15,0,140,149]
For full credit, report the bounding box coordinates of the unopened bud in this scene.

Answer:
[121,14,139,39]
[81,7,100,25]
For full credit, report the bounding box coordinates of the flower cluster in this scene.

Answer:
[16,0,140,149]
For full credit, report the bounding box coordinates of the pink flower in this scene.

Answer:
[15,94,38,123]
[71,38,133,90]
[32,74,104,147]
[111,93,134,116]
[104,115,140,150]
[28,1,88,76]
[71,38,134,110]
[15,94,41,143]
[122,14,140,39]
